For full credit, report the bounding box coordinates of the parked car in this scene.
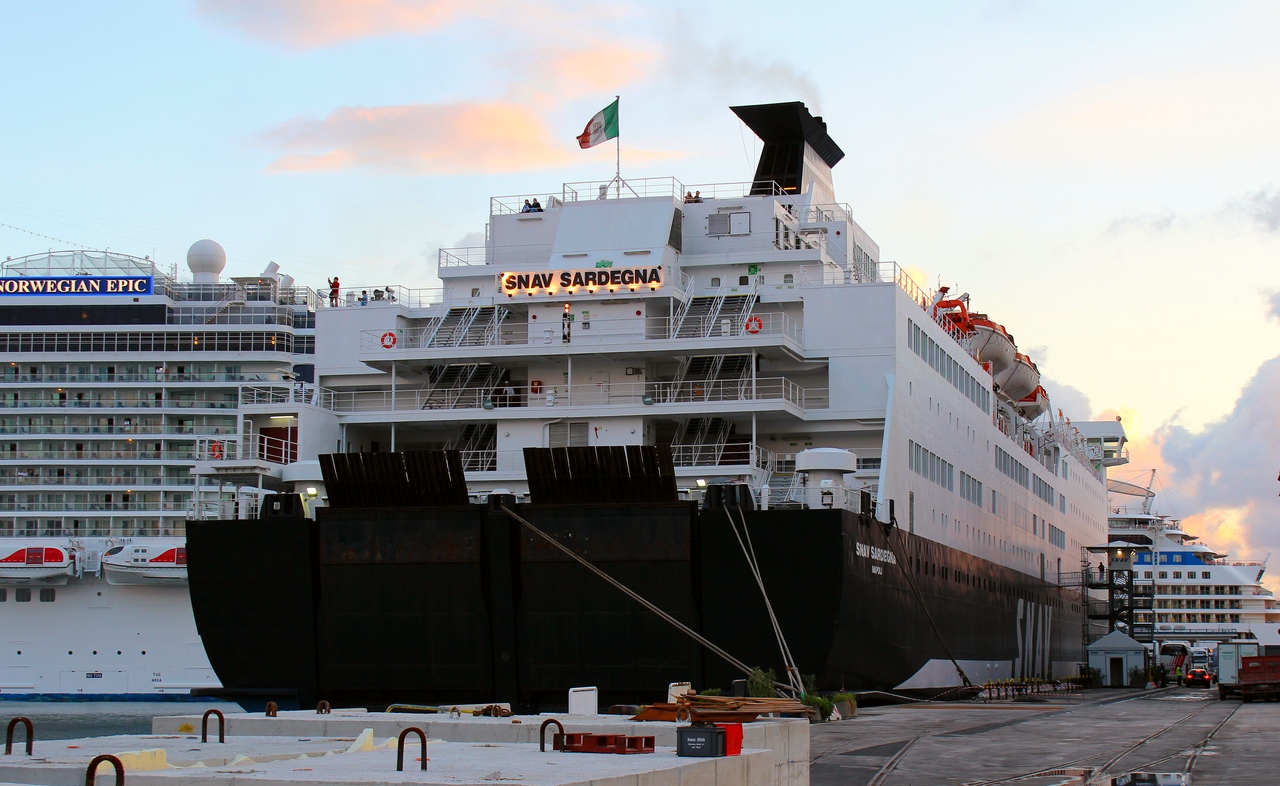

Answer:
[1184,668,1212,688]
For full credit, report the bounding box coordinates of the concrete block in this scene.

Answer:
[677,758,717,786]
[635,765,681,786]
[713,754,745,783]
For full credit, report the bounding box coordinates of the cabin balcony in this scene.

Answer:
[327,376,826,425]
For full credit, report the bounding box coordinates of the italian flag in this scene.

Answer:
[577,99,619,149]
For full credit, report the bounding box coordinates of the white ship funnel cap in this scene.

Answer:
[795,447,858,473]
[187,239,226,284]
[261,261,281,279]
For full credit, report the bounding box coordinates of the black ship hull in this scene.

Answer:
[187,500,1085,709]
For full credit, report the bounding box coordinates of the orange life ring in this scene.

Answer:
[211,441,223,459]
[744,315,763,334]
[380,331,397,349]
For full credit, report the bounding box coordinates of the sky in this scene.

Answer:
[1,1,1277,569]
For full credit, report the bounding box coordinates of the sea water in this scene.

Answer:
[0,700,243,741]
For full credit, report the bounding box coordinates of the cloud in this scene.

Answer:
[1139,355,1280,585]
[1105,210,1177,236]
[983,68,1280,172]
[517,45,659,101]
[1238,186,1280,233]
[1038,376,1092,422]
[193,0,493,49]
[1269,290,1280,322]
[257,102,573,174]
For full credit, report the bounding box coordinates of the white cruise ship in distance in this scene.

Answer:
[1102,473,1280,648]
[0,246,318,697]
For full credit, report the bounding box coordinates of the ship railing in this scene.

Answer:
[326,376,819,413]
[438,244,555,269]
[0,501,171,512]
[0,449,223,460]
[1,371,296,384]
[0,399,241,410]
[0,425,236,436]
[169,305,301,326]
[0,523,188,538]
[1,249,158,278]
[239,383,335,410]
[447,444,779,475]
[0,476,192,487]
[362,310,802,352]
[562,176,684,203]
[322,285,441,308]
[800,203,855,224]
[489,193,566,216]
[193,434,295,465]
[681,180,789,199]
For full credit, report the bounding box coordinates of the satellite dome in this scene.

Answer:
[187,239,226,282]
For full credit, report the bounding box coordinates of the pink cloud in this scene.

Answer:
[193,0,495,48]
[258,102,574,174]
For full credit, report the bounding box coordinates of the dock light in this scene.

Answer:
[305,487,317,497]
[695,479,706,488]
[641,394,654,405]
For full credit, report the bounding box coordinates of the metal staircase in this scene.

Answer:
[418,363,504,408]
[204,287,247,324]
[446,422,497,471]
[423,305,507,347]
[672,416,733,465]
[671,277,761,339]
[668,354,752,402]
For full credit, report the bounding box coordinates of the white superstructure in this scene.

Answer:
[0,244,318,696]
[281,102,1113,587]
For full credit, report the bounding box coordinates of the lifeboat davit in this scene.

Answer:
[969,317,1016,375]
[1015,385,1050,420]
[0,541,74,585]
[996,353,1040,402]
[102,540,188,585]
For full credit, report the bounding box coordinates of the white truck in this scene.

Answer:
[1217,639,1260,700]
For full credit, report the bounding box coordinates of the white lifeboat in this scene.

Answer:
[0,541,75,585]
[969,317,1016,375]
[101,540,188,585]
[995,353,1040,402]
[1015,385,1050,420]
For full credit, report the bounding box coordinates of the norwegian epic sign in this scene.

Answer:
[0,276,154,296]
[501,267,663,296]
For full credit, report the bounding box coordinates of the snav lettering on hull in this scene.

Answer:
[501,267,663,295]
[1014,597,1052,679]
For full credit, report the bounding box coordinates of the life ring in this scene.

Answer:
[210,441,223,459]
[744,315,763,334]
[380,331,397,349]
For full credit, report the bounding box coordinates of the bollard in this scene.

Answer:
[265,701,278,718]
[5,717,33,756]
[539,718,565,752]
[201,709,225,744]
[316,700,331,715]
[4,717,33,756]
[396,727,427,772]
[85,754,125,786]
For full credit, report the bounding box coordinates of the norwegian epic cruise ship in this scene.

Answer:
[179,102,1127,706]
[0,246,319,697]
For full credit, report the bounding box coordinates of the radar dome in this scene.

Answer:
[187,239,226,283]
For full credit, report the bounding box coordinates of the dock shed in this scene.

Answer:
[1088,630,1147,687]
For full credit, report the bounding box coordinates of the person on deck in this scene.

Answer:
[327,277,340,306]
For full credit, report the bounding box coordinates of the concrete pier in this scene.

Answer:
[0,710,808,786]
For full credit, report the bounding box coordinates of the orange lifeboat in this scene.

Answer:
[1015,385,1050,420]
[995,353,1040,402]
[969,316,1016,375]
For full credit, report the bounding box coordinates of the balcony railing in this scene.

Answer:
[454,442,777,475]
[0,476,193,487]
[0,425,233,437]
[362,310,803,352]
[1,371,294,384]
[326,377,826,414]
[193,434,296,465]
[0,399,239,410]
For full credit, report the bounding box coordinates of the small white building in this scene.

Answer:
[1088,630,1147,687]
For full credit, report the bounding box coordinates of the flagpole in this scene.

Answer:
[615,95,621,198]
